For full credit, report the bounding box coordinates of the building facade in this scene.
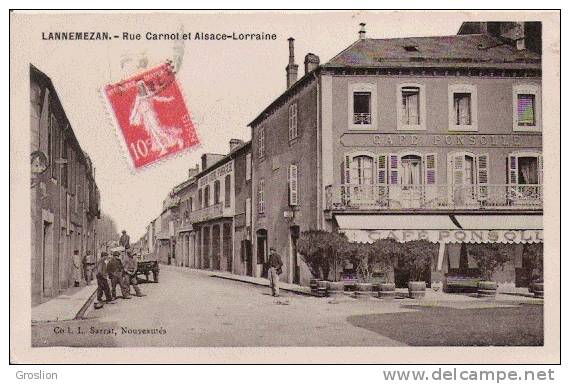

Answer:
[249,23,543,287]
[30,65,101,306]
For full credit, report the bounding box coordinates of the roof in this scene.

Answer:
[194,140,251,180]
[249,33,540,127]
[324,34,540,68]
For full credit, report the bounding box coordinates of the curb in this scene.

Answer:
[74,288,98,319]
[209,273,312,296]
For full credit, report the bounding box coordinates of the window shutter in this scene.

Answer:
[288,164,299,206]
[452,154,465,184]
[477,154,489,200]
[245,198,251,226]
[377,154,387,184]
[424,153,437,185]
[538,154,543,184]
[293,103,298,138]
[508,154,518,185]
[344,154,351,184]
[388,154,399,184]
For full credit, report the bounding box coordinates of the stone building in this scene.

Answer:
[248,22,543,287]
[30,65,101,305]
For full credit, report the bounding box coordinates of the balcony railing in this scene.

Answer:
[353,113,371,125]
[325,184,542,211]
[188,202,224,223]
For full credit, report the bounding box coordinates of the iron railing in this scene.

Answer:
[353,113,372,125]
[325,184,542,211]
[188,202,224,223]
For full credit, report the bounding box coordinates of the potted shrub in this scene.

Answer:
[297,230,350,296]
[523,243,544,298]
[469,243,511,298]
[346,242,375,299]
[372,238,401,300]
[398,240,437,299]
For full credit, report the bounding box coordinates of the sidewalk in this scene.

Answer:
[166,265,542,305]
[31,283,98,323]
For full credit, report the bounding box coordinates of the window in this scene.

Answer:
[288,164,298,206]
[508,153,543,185]
[258,127,265,158]
[348,83,377,130]
[397,84,426,130]
[288,102,298,141]
[448,84,477,131]
[198,189,203,209]
[258,178,265,214]
[188,197,193,212]
[213,180,221,204]
[224,174,231,208]
[49,114,58,178]
[245,153,252,181]
[353,92,371,124]
[204,185,210,207]
[513,85,541,132]
[245,198,251,226]
[344,153,374,185]
[448,152,489,186]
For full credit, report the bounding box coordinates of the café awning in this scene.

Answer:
[336,214,543,244]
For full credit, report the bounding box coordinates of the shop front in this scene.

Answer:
[335,214,543,288]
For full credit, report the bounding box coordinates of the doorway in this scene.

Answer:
[244,240,253,276]
[290,226,300,284]
[42,220,54,297]
[256,229,267,277]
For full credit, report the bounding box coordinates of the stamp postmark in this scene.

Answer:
[102,61,199,169]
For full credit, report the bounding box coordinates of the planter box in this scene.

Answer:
[408,281,426,299]
[327,281,345,297]
[477,281,498,298]
[354,282,373,299]
[378,282,396,300]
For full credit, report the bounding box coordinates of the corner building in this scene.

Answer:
[249,22,543,287]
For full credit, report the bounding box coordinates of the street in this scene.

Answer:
[32,266,543,347]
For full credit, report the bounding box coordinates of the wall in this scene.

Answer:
[251,79,320,284]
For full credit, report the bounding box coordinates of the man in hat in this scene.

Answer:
[119,230,130,250]
[72,250,82,287]
[83,250,96,285]
[95,252,112,305]
[108,250,131,299]
[267,247,283,297]
[123,249,144,297]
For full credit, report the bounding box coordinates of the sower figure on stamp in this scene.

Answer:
[108,250,131,299]
[95,252,112,306]
[124,249,145,297]
[267,247,283,297]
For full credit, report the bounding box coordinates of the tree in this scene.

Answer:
[371,238,401,283]
[522,243,543,282]
[97,213,119,248]
[469,243,511,281]
[397,240,437,282]
[297,230,350,281]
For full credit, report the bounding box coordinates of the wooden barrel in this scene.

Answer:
[310,278,320,295]
[408,281,426,299]
[354,282,373,299]
[378,283,396,300]
[327,281,345,297]
[316,280,328,297]
[533,282,544,298]
[477,281,498,298]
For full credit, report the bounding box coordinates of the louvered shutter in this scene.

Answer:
[538,154,543,185]
[288,164,298,206]
[452,154,465,185]
[344,154,351,184]
[477,154,489,201]
[424,153,437,205]
[508,155,518,185]
[377,154,387,184]
[388,154,399,184]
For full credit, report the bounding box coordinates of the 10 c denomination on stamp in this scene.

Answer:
[103,61,199,169]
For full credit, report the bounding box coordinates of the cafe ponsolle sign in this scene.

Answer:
[341,133,542,148]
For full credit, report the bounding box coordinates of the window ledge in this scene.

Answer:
[448,125,478,132]
[348,124,377,131]
[513,126,541,133]
[397,124,427,131]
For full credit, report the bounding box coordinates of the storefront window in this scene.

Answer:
[517,157,539,185]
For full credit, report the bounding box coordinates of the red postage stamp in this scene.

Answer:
[102,61,199,169]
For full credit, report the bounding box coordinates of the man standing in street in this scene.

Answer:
[72,250,82,287]
[95,252,112,306]
[108,250,131,300]
[119,230,130,250]
[123,250,145,297]
[267,247,283,297]
[83,250,96,285]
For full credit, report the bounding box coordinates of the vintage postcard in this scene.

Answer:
[10,10,560,364]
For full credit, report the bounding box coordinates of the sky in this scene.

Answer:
[19,11,466,240]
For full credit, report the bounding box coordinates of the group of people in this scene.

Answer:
[94,230,146,308]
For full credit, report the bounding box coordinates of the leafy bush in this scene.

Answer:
[523,243,543,281]
[468,243,511,281]
[297,230,350,281]
[396,240,437,282]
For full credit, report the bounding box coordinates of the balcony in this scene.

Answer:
[353,113,371,125]
[325,184,543,212]
[189,202,224,223]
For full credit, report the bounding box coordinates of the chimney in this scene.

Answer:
[286,37,299,89]
[188,164,199,179]
[229,138,244,152]
[359,23,366,40]
[304,53,320,74]
[201,154,208,171]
